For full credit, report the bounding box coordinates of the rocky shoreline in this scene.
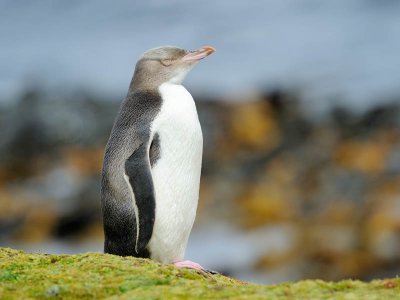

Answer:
[1,88,400,282]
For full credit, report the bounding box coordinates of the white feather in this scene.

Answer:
[147,82,203,263]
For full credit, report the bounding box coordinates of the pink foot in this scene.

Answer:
[173,260,205,271]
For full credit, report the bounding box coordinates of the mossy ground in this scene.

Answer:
[0,247,399,299]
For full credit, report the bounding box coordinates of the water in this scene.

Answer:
[1,0,400,113]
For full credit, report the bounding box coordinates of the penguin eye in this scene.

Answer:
[160,59,173,66]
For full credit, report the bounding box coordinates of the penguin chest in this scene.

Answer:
[147,83,203,262]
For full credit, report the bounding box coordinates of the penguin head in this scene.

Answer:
[131,45,215,89]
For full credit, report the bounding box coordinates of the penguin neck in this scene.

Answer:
[127,68,189,96]
[128,82,185,97]
[128,78,160,96]
[128,77,185,97]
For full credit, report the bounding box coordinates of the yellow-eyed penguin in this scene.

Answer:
[101,45,215,271]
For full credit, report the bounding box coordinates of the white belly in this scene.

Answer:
[147,82,203,263]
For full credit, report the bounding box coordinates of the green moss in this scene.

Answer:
[0,247,399,299]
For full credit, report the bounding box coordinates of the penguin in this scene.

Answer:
[101,45,215,271]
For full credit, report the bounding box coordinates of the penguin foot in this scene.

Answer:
[173,260,204,270]
[173,260,219,275]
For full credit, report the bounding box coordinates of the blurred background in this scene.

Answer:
[1,0,400,284]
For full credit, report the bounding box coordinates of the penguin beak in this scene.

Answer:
[182,46,216,62]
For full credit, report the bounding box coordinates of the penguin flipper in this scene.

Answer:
[125,141,156,255]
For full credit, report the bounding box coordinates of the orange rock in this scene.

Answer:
[13,203,58,242]
[364,184,400,246]
[308,225,358,256]
[62,146,104,175]
[237,183,297,228]
[0,188,28,219]
[197,179,215,217]
[368,177,400,200]
[265,155,298,184]
[336,251,379,279]
[334,134,391,174]
[255,249,297,270]
[315,201,357,226]
[228,101,281,151]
